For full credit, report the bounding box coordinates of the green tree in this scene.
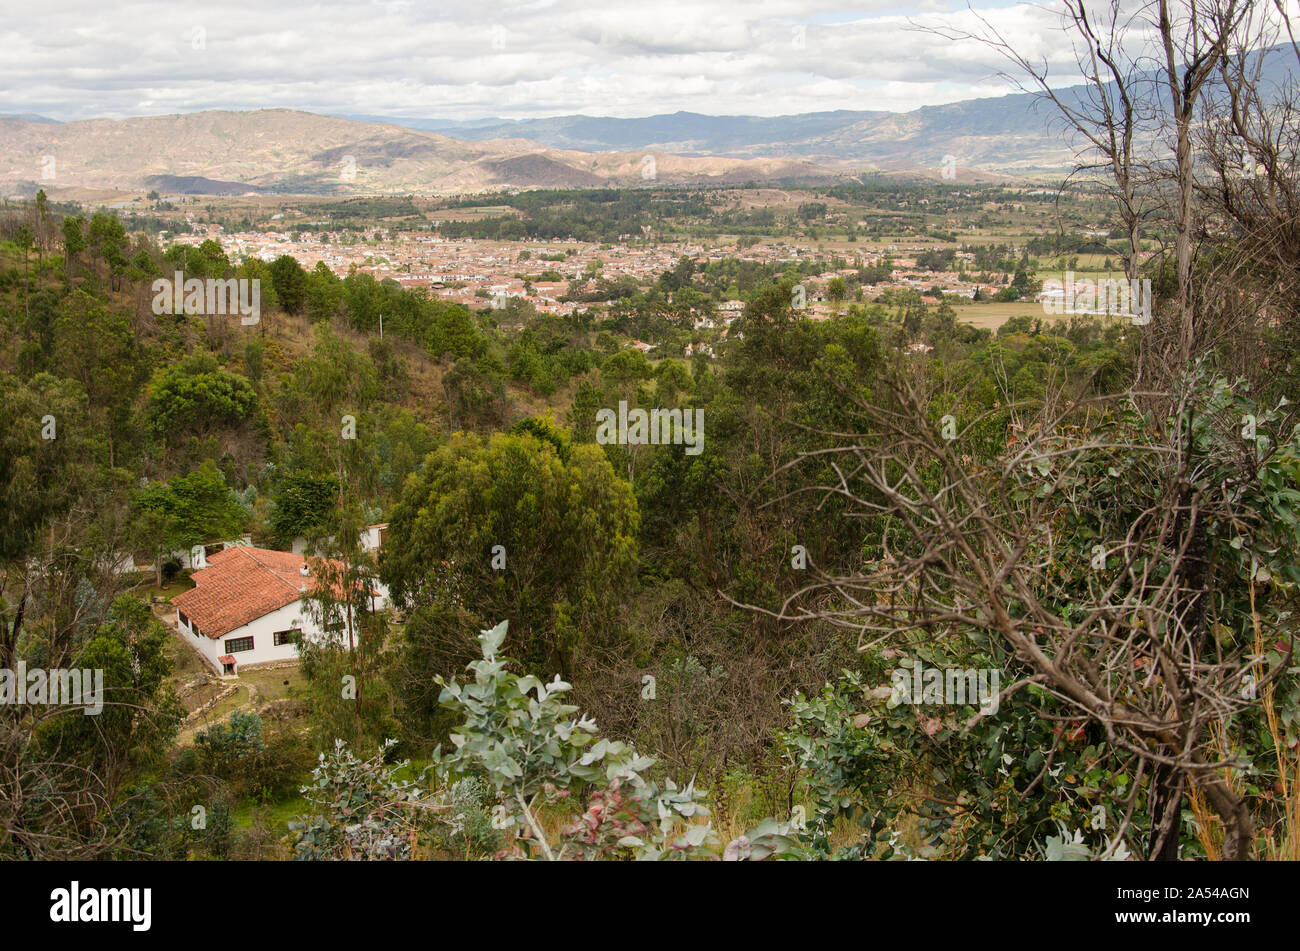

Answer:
[52,291,144,465]
[14,223,33,322]
[382,431,639,694]
[9,595,184,859]
[269,254,308,314]
[305,261,343,322]
[60,215,87,291]
[145,353,258,443]
[827,276,846,308]
[269,471,339,543]
[87,212,128,290]
[0,372,94,562]
[134,460,248,580]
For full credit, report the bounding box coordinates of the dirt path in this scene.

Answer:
[154,601,266,745]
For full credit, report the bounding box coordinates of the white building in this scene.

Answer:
[172,547,382,677]
[290,523,388,556]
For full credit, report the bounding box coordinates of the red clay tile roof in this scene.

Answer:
[172,547,309,639]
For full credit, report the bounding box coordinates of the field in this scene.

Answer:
[952,300,1052,330]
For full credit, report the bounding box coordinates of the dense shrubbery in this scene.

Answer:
[2,149,1299,861]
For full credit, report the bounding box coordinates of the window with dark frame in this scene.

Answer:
[225,636,254,653]
[273,628,301,647]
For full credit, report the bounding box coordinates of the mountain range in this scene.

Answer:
[338,42,1300,175]
[0,109,846,198]
[342,92,1077,172]
[5,45,1295,199]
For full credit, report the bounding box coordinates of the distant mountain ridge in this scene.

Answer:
[342,43,1300,173]
[0,109,841,197]
[0,113,60,123]
[341,94,1086,172]
[342,109,893,155]
[332,90,1102,173]
[5,44,1296,198]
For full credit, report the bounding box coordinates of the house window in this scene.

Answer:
[273,629,300,647]
[225,636,254,654]
[178,611,190,628]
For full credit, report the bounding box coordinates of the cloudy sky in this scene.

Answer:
[0,0,1280,122]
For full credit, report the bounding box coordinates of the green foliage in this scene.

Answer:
[297,628,401,751]
[269,254,307,314]
[433,621,730,860]
[508,415,571,462]
[269,471,339,542]
[146,352,258,441]
[37,596,184,782]
[289,740,425,860]
[0,372,94,560]
[2,179,1297,863]
[196,710,266,767]
[52,290,144,442]
[781,662,1120,860]
[431,775,505,858]
[383,431,638,677]
[134,459,248,551]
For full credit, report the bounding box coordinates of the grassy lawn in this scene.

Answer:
[200,684,249,724]
[181,680,226,714]
[127,572,195,603]
[1039,263,1132,280]
[951,300,1061,330]
[239,665,307,703]
[174,684,249,747]
[153,577,196,600]
[232,793,309,832]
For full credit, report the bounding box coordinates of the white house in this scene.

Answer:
[290,523,388,557]
[171,546,382,676]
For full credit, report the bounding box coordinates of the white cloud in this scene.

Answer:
[0,0,1095,121]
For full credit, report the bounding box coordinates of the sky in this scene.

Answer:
[0,0,1289,122]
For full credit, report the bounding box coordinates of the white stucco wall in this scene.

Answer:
[292,524,387,556]
[176,598,344,673]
